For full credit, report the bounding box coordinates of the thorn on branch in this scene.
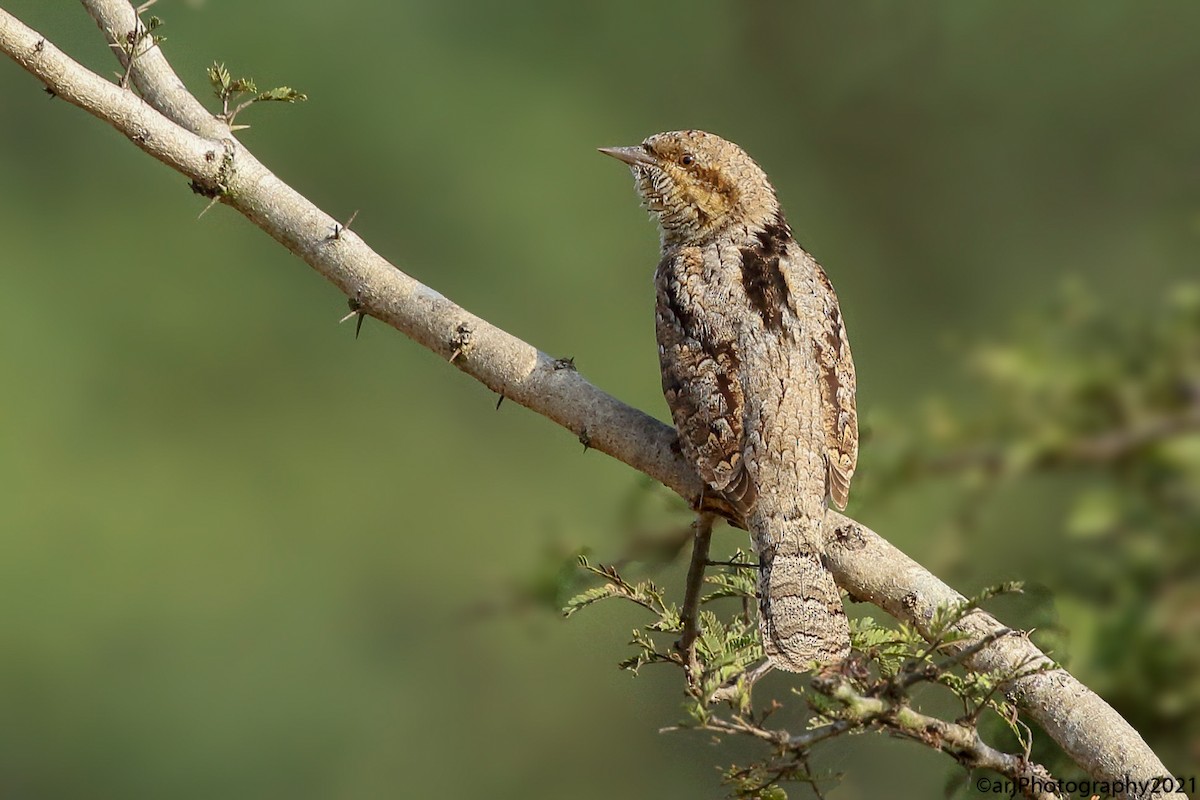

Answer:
[552,356,576,371]
[579,428,591,452]
[495,393,506,410]
[326,210,359,242]
[195,194,221,218]
[338,294,367,339]
[34,39,45,54]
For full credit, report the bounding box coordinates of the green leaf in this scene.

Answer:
[848,616,896,649]
[228,77,258,95]
[207,61,231,95]
[257,86,307,104]
[561,584,616,617]
[849,616,911,676]
[701,570,757,603]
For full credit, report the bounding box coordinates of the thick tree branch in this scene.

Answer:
[0,5,1173,798]
[823,521,1172,798]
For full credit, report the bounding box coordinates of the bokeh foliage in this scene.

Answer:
[1,2,1198,798]
[860,283,1200,778]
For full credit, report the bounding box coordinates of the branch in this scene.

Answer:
[690,661,1064,800]
[918,404,1200,476]
[813,674,1065,800]
[823,520,1173,799]
[676,513,715,685]
[0,5,1173,797]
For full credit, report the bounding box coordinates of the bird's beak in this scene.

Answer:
[598,145,657,167]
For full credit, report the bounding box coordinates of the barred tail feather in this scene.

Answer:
[756,541,850,671]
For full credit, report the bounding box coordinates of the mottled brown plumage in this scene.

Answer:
[601,130,858,670]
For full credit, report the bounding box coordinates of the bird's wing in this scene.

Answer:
[656,251,757,518]
[809,260,858,510]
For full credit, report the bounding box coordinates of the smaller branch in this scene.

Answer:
[933,626,1017,672]
[692,655,1063,799]
[708,662,774,705]
[82,0,224,137]
[917,614,1015,671]
[919,404,1200,476]
[706,558,756,569]
[686,714,787,745]
[678,711,855,751]
[677,513,714,684]
[226,96,257,124]
[813,674,1065,800]
[1050,404,1200,464]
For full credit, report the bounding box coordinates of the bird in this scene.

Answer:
[600,130,858,671]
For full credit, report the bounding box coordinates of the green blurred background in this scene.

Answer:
[2,2,1197,798]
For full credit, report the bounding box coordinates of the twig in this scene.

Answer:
[706,558,756,569]
[676,513,714,685]
[814,673,1066,800]
[919,404,1200,476]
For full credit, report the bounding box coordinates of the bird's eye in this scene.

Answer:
[681,154,695,166]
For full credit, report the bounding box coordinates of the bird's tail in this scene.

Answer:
[753,515,850,671]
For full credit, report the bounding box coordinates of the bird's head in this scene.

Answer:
[600,130,779,247]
